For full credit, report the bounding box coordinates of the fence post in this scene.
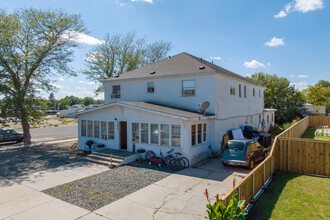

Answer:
[271,155,273,174]
[263,163,265,184]
[252,172,255,197]
[238,187,240,200]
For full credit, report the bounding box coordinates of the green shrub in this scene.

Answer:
[205,189,247,220]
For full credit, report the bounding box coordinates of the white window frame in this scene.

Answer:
[108,121,114,140]
[87,120,93,137]
[147,82,154,93]
[191,124,196,146]
[81,120,87,137]
[101,121,107,140]
[171,124,181,147]
[197,124,202,144]
[94,120,100,138]
[132,122,140,143]
[160,124,170,146]
[182,80,195,97]
[203,123,207,143]
[141,123,149,144]
[150,124,159,144]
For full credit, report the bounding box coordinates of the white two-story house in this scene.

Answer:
[75,52,269,164]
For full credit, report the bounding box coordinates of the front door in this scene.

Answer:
[120,121,127,150]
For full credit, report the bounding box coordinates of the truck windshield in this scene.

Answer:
[227,142,244,151]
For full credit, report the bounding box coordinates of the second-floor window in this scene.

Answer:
[230,87,235,95]
[147,82,154,93]
[244,85,247,98]
[253,88,255,97]
[182,80,195,97]
[239,84,242,97]
[112,85,121,98]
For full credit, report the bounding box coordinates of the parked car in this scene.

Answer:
[0,128,24,143]
[221,139,266,170]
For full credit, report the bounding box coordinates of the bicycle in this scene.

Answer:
[166,149,190,170]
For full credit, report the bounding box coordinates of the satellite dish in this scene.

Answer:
[195,101,210,116]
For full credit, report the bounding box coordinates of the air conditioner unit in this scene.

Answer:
[111,94,120,98]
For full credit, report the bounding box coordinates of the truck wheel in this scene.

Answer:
[249,159,255,170]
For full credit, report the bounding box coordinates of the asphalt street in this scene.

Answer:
[19,124,77,142]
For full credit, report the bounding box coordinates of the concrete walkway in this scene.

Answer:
[93,159,249,220]
[0,162,108,220]
[0,159,248,220]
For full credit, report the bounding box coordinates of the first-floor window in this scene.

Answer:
[191,125,196,145]
[203,123,207,142]
[150,124,159,144]
[141,123,149,144]
[197,124,202,144]
[108,122,114,139]
[101,121,107,140]
[132,123,139,142]
[171,125,181,147]
[267,115,269,123]
[161,124,169,146]
[81,120,86,137]
[88,120,93,137]
[94,121,100,138]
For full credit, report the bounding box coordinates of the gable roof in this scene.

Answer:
[73,101,215,120]
[102,52,265,88]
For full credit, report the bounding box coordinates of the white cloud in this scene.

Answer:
[267,62,271,68]
[79,80,98,85]
[116,1,128,6]
[58,77,64,81]
[290,74,296,77]
[131,0,153,3]
[298,74,309,78]
[75,86,87,90]
[210,56,221,60]
[84,51,102,62]
[295,0,324,12]
[61,31,104,45]
[274,10,287,18]
[265,37,285,47]
[290,81,308,90]
[243,60,266,68]
[275,0,324,18]
[51,84,65,89]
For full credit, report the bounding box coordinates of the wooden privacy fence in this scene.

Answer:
[221,115,330,205]
[277,138,330,176]
[309,115,330,128]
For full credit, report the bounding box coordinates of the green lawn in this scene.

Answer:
[247,171,330,219]
[301,128,330,141]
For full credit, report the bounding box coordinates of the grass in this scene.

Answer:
[247,171,330,220]
[301,128,330,141]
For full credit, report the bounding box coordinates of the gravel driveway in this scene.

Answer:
[43,161,176,211]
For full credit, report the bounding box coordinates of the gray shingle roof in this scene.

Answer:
[102,52,265,87]
[74,101,214,120]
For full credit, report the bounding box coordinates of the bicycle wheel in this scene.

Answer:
[164,155,175,169]
[176,158,185,170]
[180,157,190,168]
[145,151,155,160]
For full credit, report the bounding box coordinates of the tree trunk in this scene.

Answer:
[19,100,32,146]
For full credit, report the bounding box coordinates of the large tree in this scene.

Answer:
[303,80,330,112]
[0,8,86,144]
[247,73,305,125]
[83,31,172,93]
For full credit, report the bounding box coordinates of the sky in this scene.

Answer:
[1,0,329,100]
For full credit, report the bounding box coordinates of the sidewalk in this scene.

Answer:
[0,162,108,220]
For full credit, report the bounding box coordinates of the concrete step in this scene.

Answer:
[91,151,125,160]
[87,154,124,163]
[85,157,121,167]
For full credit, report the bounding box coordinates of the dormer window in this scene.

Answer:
[147,82,154,93]
[111,85,121,98]
[182,80,195,97]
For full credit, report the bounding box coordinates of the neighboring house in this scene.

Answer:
[302,103,326,116]
[263,109,276,133]
[74,52,269,164]
[58,104,85,118]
